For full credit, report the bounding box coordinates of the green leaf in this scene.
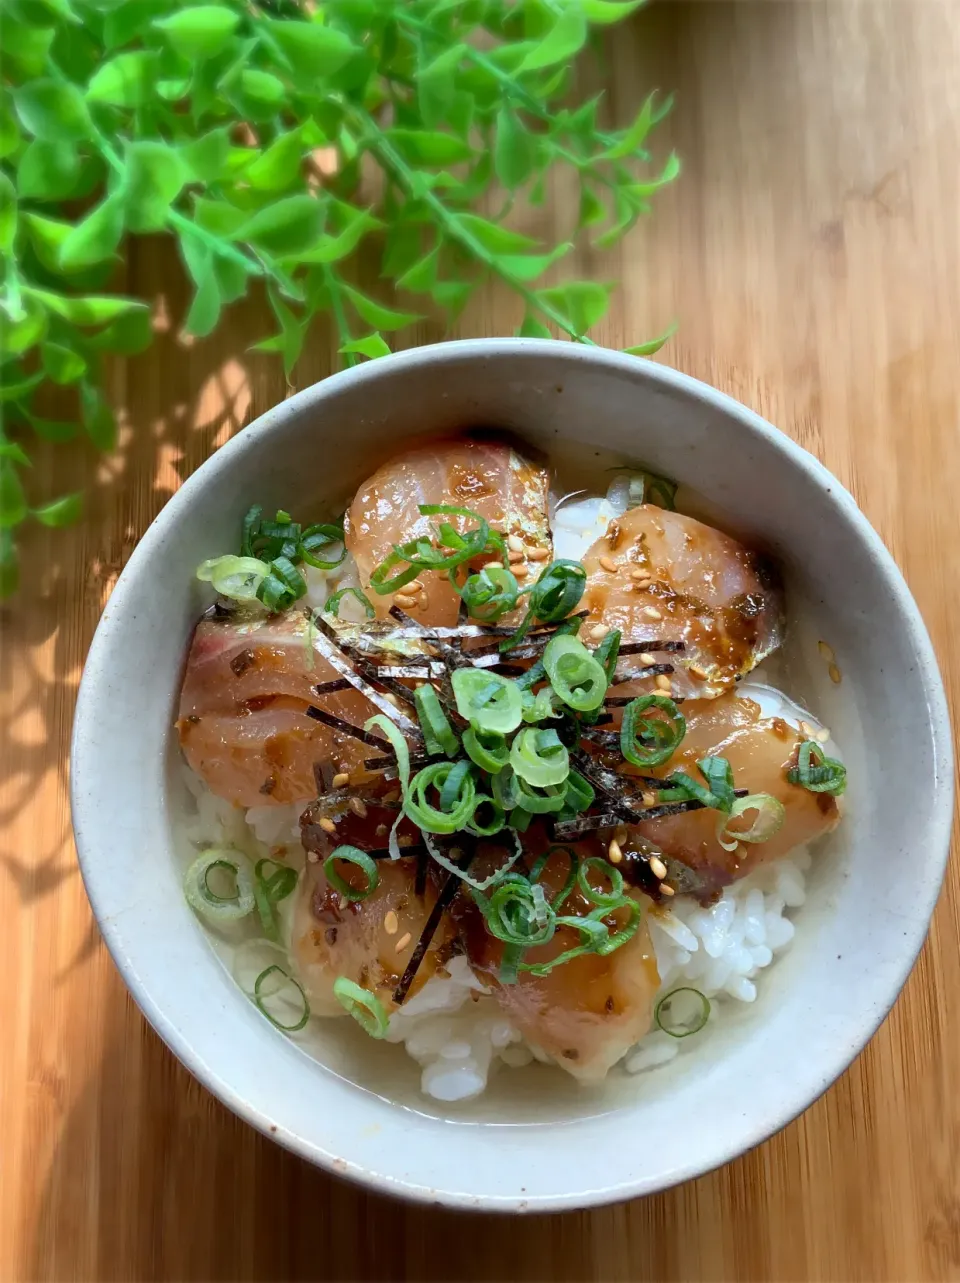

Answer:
[582,0,646,21]
[0,443,31,467]
[0,463,27,529]
[494,108,538,190]
[125,141,187,233]
[623,322,677,357]
[25,413,77,443]
[537,281,613,335]
[0,174,16,256]
[245,130,304,192]
[193,197,247,238]
[33,492,83,527]
[13,79,90,143]
[0,99,20,160]
[397,246,440,293]
[602,92,659,160]
[180,127,232,184]
[2,20,54,78]
[104,0,168,48]
[497,245,572,283]
[0,304,47,356]
[518,5,587,72]
[184,270,221,339]
[431,280,471,319]
[456,213,537,255]
[386,129,473,166]
[417,44,465,130]
[80,381,117,451]
[255,289,305,379]
[153,5,240,58]
[42,342,87,384]
[231,195,323,256]
[58,194,124,269]
[0,528,18,597]
[578,186,606,229]
[342,286,421,331]
[212,255,251,306]
[339,332,391,360]
[0,371,44,402]
[86,52,159,108]
[267,18,358,80]
[292,206,381,264]
[25,288,148,327]
[86,309,153,355]
[17,141,80,201]
[239,69,286,106]
[628,152,681,199]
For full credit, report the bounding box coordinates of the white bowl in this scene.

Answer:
[71,340,953,1211]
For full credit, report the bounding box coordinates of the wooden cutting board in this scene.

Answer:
[2,2,958,1278]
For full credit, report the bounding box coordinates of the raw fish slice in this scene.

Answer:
[581,505,783,699]
[345,438,551,626]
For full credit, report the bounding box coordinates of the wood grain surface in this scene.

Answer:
[3,2,959,1279]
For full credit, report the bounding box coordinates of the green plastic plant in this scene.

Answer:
[0,0,678,598]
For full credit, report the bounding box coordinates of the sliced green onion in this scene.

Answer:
[369,549,420,595]
[620,694,686,768]
[474,873,557,948]
[559,769,595,817]
[515,614,584,690]
[521,685,559,723]
[528,845,580,912]
[414,684,459,757]
[184,849,255,923]
[257,554,308,611]
[404,761,477,833]
[451,668,523,734]
[324,585,375,619]
[253,858,298,942]
[491,764,521,812]
[509,726,570,788]
[715,793,786,852]
[333,976,389,1038]
[299,522,346,570]
[576,856,625,908]
[454,565,519,621]
[663,755,736,813]
[543,634,608,712]
[519,913,609,976]
[364,715,411,859]
[254,964,310,1032]
[196,555,270,603]
[593,897,642,955]
[654,987,710,1038]
[422,828,521,891]
[608,468,678,511]
[511,776,568,814]
[462,725,509,774]
[467,795,507,836]
[787,740,847,796]
[323,845,380,901]
[241,504,263,558]
[501,558,587,652]
[593,628,622,683]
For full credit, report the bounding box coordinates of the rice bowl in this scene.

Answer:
[71,340,953,1207]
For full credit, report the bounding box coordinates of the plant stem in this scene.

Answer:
[345,105,596,345]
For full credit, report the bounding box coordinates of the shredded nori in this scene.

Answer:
[393,846,475,1005]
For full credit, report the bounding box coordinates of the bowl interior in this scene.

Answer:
[72,341,953,1208]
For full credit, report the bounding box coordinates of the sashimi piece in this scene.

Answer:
[626,690,840,891]
[581,505,784,699]
[344,437,552,626]
[177,611,378,808]
[455,837,660,1081]
[293,801,455,1013]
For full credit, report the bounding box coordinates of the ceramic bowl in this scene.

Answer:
[71,340,953,1210]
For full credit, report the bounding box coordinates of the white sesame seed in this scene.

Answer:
[384,910,399,936]
[507,534,525,553]
[307,850,319,863]
[649,856,667,880]
[589,623,609,641]
[394,593,417,609]
[376,824,388,837]
[629,568,649,582]
[641,791,656,807]
[332,771,350,788]
[395,931,412,953]
[642,606,662,621]
[688,664,709,680]
[660,884,675,897]
[828,663,842,685]
[817,728,831,743]
[655,674,672,692]
[599,555,618,574]
[818,639,836,664]
[527,546,550,561]
[639,652,657,665]
[798,720,815,739]
[615,824,629,845]
[406,579,424,593]
[485,560,504,570]
[319,817,336,834]
[513,563,529,578]
[507,548,524,564]
[384,693,400,707]
[348,797,368,818]
[608,839,623,864]
[419,591,429,609]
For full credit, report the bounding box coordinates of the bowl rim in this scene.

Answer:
[71,338,955,1210]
